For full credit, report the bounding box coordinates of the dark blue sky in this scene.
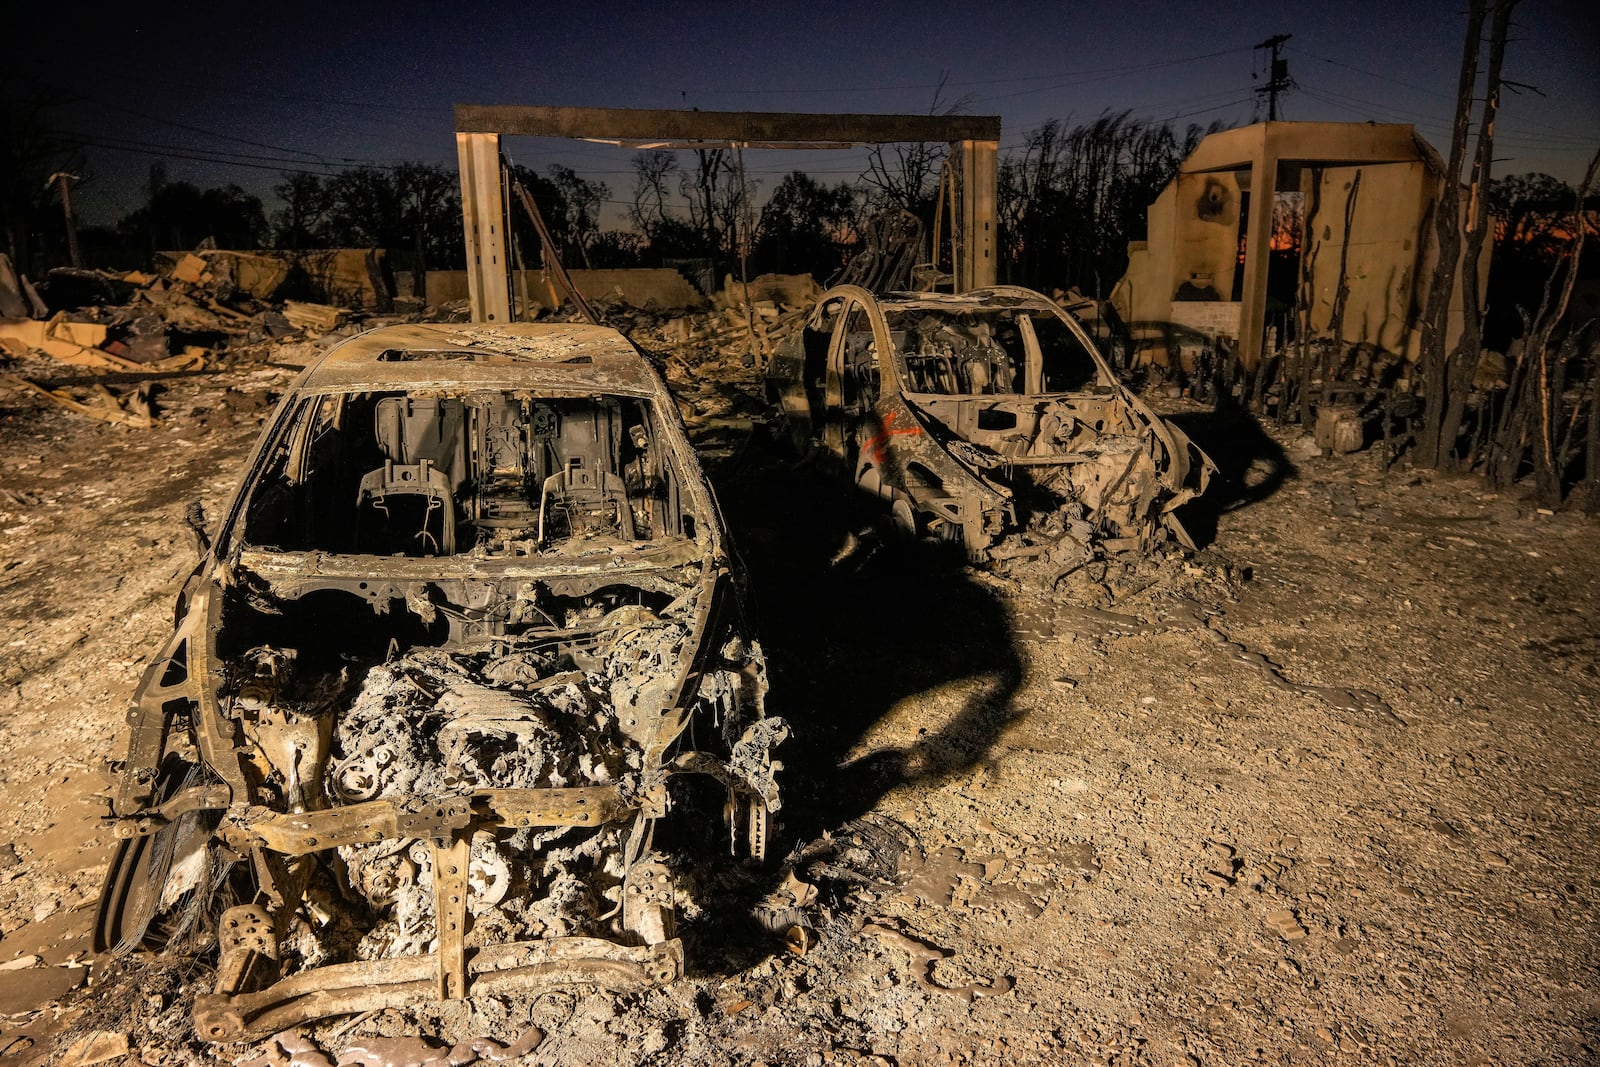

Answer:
[19,0,1600,226]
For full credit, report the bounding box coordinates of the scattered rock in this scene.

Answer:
[1264,908,1308,941]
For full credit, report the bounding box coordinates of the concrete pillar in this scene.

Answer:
[955,139,998,291]
[455,133,511,323]
[1237,146,1278,368]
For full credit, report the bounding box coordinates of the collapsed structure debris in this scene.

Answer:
[0,250,441,431]
[94,323,784,1041]
[512,274,821,469]
[0,373,156,428]
[159,248,390,309]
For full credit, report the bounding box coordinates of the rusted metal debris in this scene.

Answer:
[95,323,783,1042]
[765,285,1213,564]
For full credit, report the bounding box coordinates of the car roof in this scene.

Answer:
[852,287,1062,313]
[299,322,664,396]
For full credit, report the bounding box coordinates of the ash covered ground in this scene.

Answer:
[0,329,1596,1066]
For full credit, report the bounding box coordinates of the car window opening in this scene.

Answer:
[244,391,691,558]
[888,309,1102,396]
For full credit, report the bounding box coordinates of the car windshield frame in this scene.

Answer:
[219,383,717,569]
[883,297,1116,400]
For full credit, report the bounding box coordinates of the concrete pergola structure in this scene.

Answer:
[1116,121,1465,371]
[453,105,1001,323]
[1196,123,1439,368]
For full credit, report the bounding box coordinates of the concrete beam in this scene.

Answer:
[454,106,1003,310]
[454,105,1001,145]
[1182,122,1424,175]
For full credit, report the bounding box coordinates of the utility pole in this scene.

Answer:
[1254,34,1294,121]
[46,172,82,268]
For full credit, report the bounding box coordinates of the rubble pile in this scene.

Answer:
[0,249,436,429]
[531,284,808,466]
[13,254,353,366]
[639,302,802,423]
[0,256,807,439]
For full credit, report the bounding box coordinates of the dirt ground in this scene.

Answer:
[0,351,1596,1066]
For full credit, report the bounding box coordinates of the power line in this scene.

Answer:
[1288,44,1596,143]
[22,72,426,171]
[67,138,344,177]
[1296,82,1594,151]
[1286,46,1457,102]
[61,131,442,179]
[1294,82,1454,126]
[1305,78,1593,146]
[53,130,347,171]
[86,99,346,163]
[973,47,1252,104]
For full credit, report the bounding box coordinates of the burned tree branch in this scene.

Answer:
[1415,0,1489,469]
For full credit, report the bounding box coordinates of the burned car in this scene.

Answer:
[766,286,1213,559]
[96,323,783,1041]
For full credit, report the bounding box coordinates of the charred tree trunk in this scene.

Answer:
[1294,170,1324,427]
[1415,0,1488,468]
[1531,152,1599,506]
[1439,0,1517,469]
[1532,340,1570,506]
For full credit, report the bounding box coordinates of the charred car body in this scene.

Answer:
[767,286,1213,559]
[96,323,784,1041]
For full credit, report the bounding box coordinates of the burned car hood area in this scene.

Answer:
[95,324,784,1042]
[766,286,1215,564]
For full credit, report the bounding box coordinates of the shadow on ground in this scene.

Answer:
[671,432,1023,970]
[1169,395,1296,548]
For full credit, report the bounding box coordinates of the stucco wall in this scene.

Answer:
[1305,162,1426,355]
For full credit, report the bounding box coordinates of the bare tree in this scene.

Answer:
[272,172,330,250]
[681,147,745,259]
[1415,0,1518,468]
[996,112,1215,292]
[627,150,679,235]
[396,163,459,295]
[1488,148,1600,506]
[862,74,974,220]
[546,165,609,268]
[998,119,1066,281]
